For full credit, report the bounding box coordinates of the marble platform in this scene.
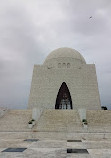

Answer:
[0,132,111,158]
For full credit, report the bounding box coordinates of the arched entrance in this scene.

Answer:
[55,82,73,109]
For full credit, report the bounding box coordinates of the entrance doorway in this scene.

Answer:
[55,82,72,109]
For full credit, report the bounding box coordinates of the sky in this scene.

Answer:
[0,0,111,109]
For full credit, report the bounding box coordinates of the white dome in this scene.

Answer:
[44,47,86,64]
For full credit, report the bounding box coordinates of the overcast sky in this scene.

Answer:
[0,0,111,109]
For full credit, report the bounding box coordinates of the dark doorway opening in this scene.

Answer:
[55,82,72,109]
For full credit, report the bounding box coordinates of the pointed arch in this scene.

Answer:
[55,82,73,109]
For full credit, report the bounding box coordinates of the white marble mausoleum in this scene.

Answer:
[28,47,101,112]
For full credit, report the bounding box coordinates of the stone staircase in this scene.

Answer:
[87,110,111,126]
[0,110,32,132]
[86,110,111,132]
[0,109,111,134]
[35,110,82,132]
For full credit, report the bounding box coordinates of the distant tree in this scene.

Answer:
[101,106,107,110]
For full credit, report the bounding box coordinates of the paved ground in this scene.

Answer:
[0,137,111,158]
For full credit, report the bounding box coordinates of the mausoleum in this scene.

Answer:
[28,47,101,112]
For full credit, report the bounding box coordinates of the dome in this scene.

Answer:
[44,47,86,64]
